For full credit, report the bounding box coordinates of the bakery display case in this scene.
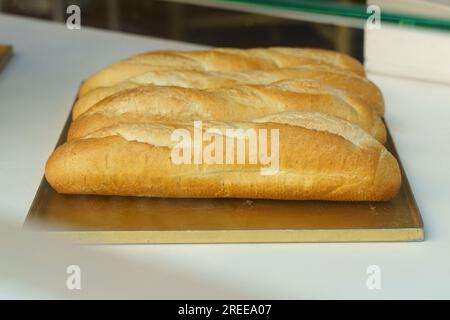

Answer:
[1,0,450,299]
[5,0,449,243]
[11,0,448,243]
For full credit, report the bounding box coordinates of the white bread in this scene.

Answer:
[73,66,383,120]
[45,112,400,201]
[68,79,386,143]
[78,47,366,96]
[46,47,401,201]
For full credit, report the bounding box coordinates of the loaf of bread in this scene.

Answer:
[46,47,401,201]
[73,66,383,120]
[68,79,386,143]
[46,112,400,201]
[78,47,366,96]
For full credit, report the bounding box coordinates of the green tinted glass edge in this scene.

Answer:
[217,0,450,31]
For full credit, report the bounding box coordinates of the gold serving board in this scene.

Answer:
[0,45,12,73]
[24,96,424,244]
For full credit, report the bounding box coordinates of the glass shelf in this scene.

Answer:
[206,0,450,31]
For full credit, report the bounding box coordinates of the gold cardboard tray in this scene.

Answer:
[0,45,12,73]
[24,97,424,244]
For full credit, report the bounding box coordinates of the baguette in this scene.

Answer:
[68,80,386,143]
[46,112,400,201]
[78,47,365,96]
[73,66,383,120]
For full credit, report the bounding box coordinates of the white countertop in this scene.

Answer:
[1,13,450,299]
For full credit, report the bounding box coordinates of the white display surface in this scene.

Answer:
[1,13,450,299]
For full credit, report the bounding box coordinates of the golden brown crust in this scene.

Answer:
[46,47,400,202]
[73,66,383,120]
[68,80,386,143]
[78,47,366,96]
[46,115,400,201]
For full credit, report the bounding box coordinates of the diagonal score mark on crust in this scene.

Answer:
[81,111,381,150]
[73,79,383,142]
[252,111,379,149]
[78,47,367,99]
[127,47,364,75]
[73,65,384,122]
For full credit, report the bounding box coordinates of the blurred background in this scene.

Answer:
[1,0,450,300]
[0,0,366,60]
